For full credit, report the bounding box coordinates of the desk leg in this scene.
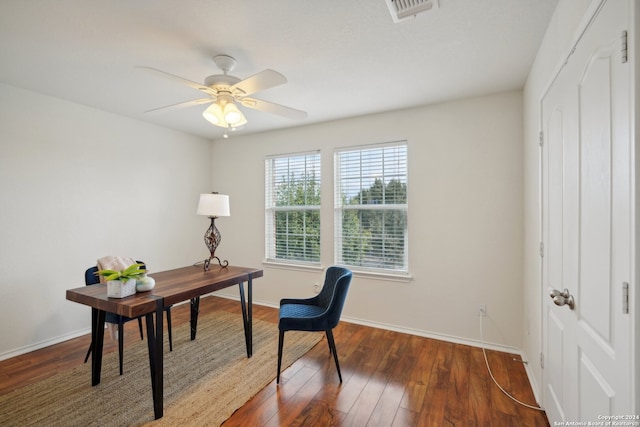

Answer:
[91,309,106,386]
[190,297,200,340]
[248,277,252,356]
[145,297,164,420]
[238,277,253,358]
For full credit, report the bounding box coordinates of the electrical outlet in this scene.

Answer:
[478,304,487,317]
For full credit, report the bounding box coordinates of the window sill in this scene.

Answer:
[261,260,412,282]
[262,260,324,273]
[348,269,413,283]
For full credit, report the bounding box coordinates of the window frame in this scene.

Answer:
[264,150,322,267]
[334,141,409,276]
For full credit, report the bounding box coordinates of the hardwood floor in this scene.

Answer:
[0,296,549,426]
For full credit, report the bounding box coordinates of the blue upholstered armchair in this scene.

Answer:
[277,266,352,384]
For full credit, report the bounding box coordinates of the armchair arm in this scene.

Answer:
[279,295,321,306]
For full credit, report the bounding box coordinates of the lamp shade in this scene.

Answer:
[202,103,223,125]
[223,103,244,124]
[197,193,230,217]
[202,101,247,129]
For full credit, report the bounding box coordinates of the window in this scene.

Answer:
[335,141,408,273]
[265,151,321,264]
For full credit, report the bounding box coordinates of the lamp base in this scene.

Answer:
[204,255,229,271]
[202,216,229,271]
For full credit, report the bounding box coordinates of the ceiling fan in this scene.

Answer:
[138,54,307,132]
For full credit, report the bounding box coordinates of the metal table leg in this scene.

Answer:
[145,296,164,419]
[238,276,253,357]
[91,308,106,386]
[190,296,200,340]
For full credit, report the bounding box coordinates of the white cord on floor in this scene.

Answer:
[479,315,546,412]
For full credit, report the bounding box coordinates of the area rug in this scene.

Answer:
[0,310,321,426]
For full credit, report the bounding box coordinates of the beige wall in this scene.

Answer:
[0,83,212,358]
[211,90,525,350]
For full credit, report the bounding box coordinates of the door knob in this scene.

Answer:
[549,288,575,310]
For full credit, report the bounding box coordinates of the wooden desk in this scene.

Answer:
[66,264,264,420]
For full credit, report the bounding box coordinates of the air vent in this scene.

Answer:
[385,0,438,23]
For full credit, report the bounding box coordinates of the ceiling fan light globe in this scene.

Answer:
[203,103,224,125]
[202,111,220,125]
[225,112,242,124]
[230,114,247,128]
[223,103,245,125]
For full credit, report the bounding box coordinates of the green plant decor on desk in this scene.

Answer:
[95,263,147,298]
[95,263,147,282]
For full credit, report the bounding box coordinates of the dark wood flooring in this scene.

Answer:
[0,295,549,426]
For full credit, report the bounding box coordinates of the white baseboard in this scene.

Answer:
[341,314,523,355]
[521,352,544,408]
[244,295,523,355]
[0,328,90,362]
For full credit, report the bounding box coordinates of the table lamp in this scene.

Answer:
[197,193,230,270]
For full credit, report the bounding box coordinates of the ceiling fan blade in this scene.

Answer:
[230,69,287,96]
[240,97,307,120]
[144,98,214,114]
[136,66,217,97]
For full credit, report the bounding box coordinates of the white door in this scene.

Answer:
[541,0,632,422]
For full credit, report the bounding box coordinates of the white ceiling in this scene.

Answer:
[0,0,557,140]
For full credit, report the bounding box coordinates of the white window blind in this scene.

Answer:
[334,142,408,273]
[265,151,321,264]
